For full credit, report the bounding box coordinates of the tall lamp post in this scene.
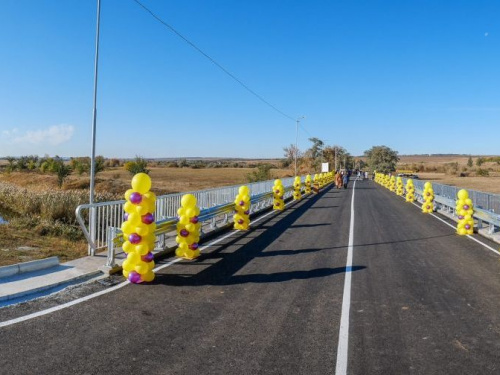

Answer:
[295,116,305,176]
[89,0,101,256]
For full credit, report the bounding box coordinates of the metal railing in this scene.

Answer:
[76,176,303,255]
[402,178,500,235]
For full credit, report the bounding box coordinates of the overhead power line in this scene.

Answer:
[132,0,295,121]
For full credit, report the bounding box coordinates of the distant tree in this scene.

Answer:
[467,156,473,168]
[5,156,16,172]
[283,144,301,174]
[364,145,400,173]
[476,157,484,166]
[246,164,273,182]
[124,156,150,175]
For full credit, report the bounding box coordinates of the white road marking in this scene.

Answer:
[335,180,356,375]
[0,196,301,328]
[410,202,500,256]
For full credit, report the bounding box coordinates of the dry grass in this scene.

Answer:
[416,173,500,194]
[0,223,87,266]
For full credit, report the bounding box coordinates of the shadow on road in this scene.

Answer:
[155,266,366,286]
[153,186,353,287]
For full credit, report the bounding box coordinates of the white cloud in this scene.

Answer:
[13,124,75,145]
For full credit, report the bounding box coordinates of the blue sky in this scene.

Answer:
[1,0,499,158]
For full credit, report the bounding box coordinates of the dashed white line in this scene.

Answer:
[335,180,356,375]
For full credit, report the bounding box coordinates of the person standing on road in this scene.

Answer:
[343,173,349,189]
[336,171,343,189]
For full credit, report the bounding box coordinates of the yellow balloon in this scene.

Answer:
[135,261,149,275]
[123,201,136,214]
[131,173,152,194]
[127,252,140,264]
[122,240,135,253]
[123,270,130,279]
[135,243,150,256]
[457,189,469,200]
[179,215,189,225]
[124,189,134,201]
[142,271,155,282]
[121,221,132,234]
[181,194,197,208]
[128,212,141,226]
[122,259,135,272]
[239,186,250,195]
[143,191,156,201]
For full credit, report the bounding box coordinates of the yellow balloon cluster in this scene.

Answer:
[313,174,319,193]
[293,176,302,200]
[405,179,415,202]
[389,176,396,192]
[384,175,391,188]
[273,179,285,210]
[121,173,156,284]
[396,177,404,196]
[234,185,251,230]
[422,182,434,213]
[304,175,312,194]
[175,194,202,259]
[456,189,474,235]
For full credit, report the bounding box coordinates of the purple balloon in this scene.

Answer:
[465,224,471,230]
[244,210,249,215]
[458,215,464,220]
[130,192,143,204]
[180,229,189,237]
[129,233,142,244]
[463,205,469,210]
[238,219,244,224]
[189,243,199,250]
[239,200,245,206]
[123,213,129,221]
[128,271,142,284]
[141,213,155,224]
[141,252,154,262]
[190,216,199,224]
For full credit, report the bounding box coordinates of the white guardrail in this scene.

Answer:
[76,176,307,267]
[402,178,500,235]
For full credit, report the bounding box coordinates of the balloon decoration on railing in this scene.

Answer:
[422,182,435,213]
[405,179,415,202]
[396,176,404,196]
[313,174,319,193]
[121,173,156,284]
[305,174,312,194]
[234,185,251,230]
[175,194,202,259]
[389,176,396,192]
[384,174,391,189]
[456,189,474,235]
[293,176,302,201]
[273,179,285,210]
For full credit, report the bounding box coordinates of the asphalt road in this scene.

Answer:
[1,180,500,374]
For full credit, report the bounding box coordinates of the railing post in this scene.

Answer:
[89,205,97,256]
[106,227,117,268]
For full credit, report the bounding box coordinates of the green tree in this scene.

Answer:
[476,157,484,166]
[467,156,473,167]
[124,156,150,175]
[364,145,400,173]
[246,164,273,182]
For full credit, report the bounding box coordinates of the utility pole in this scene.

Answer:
[295,116,305,176]
[89,0,101,256]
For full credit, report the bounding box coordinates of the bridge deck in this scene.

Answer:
[1,180,500,374]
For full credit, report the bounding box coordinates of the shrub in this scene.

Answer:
[476,168,490,177]
[124,156,150,175]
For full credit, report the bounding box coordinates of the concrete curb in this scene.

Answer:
[0,257,60,279]
[0,270,103,303]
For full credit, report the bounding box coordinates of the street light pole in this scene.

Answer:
[89,0,101,256]
[295,116,304,176]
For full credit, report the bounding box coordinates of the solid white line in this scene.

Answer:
[410,202,500,256]
[335,180,356,375]
[0,196,300,328]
